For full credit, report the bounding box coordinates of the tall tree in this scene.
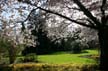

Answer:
[0,0,104,70]
[0,0,25,64]
[28,11,53,54]
[0,19,17,64]
[17,0,108,70]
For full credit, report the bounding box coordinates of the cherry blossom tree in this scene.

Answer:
[17,0,108,70]
[1,0,108,70]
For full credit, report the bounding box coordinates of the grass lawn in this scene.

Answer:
[1,50,99,71]
[38,50,99,64]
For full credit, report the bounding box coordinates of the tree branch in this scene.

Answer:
[37,7,97,29]
[73,0,101,26]
[101,0,107,24]
[101,0,106,17]
[65,5,81,11]
[77,18,96,26]
[18,1,98,30]
[23,8,38,23]
[86,19,96,26]
[20,8,38,31]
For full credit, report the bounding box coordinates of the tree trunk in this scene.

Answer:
[8,44,16,64]
[98,28,108,71]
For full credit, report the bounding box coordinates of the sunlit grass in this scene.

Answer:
[4,50,99,71]
[38,50,99,64]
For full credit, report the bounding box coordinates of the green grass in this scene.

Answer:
[38,50,99,64]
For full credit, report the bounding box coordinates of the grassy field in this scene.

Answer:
[0,49,99,65]
[0,50,99,71]
[38,50,99,64]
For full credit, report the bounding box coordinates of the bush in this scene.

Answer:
[87,40,99,49]
[0,37,17,64]
[0,65,12,71]
[23,53,38,62]
[2,63,98,71]
[71,40,82,53]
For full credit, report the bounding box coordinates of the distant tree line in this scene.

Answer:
[22,12,99,55]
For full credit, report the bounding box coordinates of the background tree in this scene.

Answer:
[22,10,56,54]
[29,12,53,54]
[0,1,25,63]
[81,27,99,49]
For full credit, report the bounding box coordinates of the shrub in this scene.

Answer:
[71,40,82,53]
[2,63,98,71]
[0,65,12,71]
[23,53,38,62]
[0,37,17,64]
[87,40,99,49]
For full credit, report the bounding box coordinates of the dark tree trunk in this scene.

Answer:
[8,45,16,64]
[98,28,108,71]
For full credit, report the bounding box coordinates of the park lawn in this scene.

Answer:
[38,50,99,64]
[1,50,99,71]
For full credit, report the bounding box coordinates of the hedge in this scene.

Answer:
[1,63,98,71]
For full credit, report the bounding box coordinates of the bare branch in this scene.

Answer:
[73,0,101,26]
[18,8,38,31]
[22,8,38,23]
